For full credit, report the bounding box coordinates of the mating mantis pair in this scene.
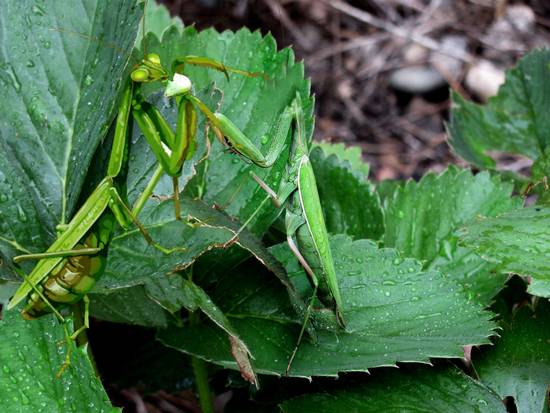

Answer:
[7,46,345,376]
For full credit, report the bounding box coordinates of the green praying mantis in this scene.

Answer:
[236,92,346,374]
[5,50,290,335]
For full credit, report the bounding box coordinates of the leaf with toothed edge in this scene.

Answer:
[461,205,550,299]
[310,144,384,241]
[383,166,521,305]
[314,141,370,179]
[279,365,506,413]
[0,0,142,282]
[474,300,550,413]
[158,234,497,378]
[447,49,550,168]
[0,308,118,412]
[138,0,183,43]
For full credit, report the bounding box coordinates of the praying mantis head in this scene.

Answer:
[130,52,168,83]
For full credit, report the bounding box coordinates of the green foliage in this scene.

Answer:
[462,206,550,298]
[0,0,141,281]
[159,235,496,377]
[280,366,506,413]
[474,299,550,413]
[0,309,117,412]
[447,49,550,168]
[383,166,521,305]
[311,144,384,240]
[1,1,549,411]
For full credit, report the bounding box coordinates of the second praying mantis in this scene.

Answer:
[235,92,346,374]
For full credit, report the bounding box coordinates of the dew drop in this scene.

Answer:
[32,5,45,16]
[17,206,27,222]
[1,63,21,91]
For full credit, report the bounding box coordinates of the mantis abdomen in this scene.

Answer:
[22,226,109,319]
[292,155,345,327]
[295,224,335,308]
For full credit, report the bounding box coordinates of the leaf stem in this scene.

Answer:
[190,311,214,413]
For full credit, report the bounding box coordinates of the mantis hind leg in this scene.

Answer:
[13,248,103,264]
[57,296,90,378]
[13,267,82,377]
[286,282,318,375]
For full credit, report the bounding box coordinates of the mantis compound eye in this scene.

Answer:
[131,67,150,82]
[146,53,161,66]
[164,73,192,97]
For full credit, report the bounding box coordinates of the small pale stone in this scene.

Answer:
[431,35,468,79]
[465,60,505,101]
[403,43,429,64]
[483,4,535,56]
[389,66,446,94]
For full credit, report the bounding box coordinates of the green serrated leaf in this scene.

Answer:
[280,366,506,413]
[139,0,183,42]
[310,146,384,240]
[95,195,295,302]
[474,300,550,413]
[376,179,403,203]
[314,141,370,178]
[90,285,170,327]
[0,308,117,412]
[461,206,550,298]
[0,0,142,281]
[158,235,496,377]
[384,166,521,304]
[447,49,550,168]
